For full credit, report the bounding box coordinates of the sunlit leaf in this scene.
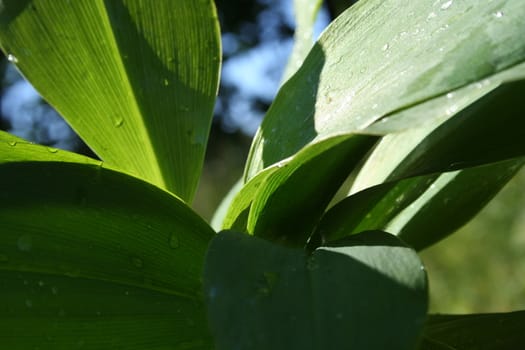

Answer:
[245,0,525,180]
[0,0,221,202]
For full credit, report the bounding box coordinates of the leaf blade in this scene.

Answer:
[0,0,221,202]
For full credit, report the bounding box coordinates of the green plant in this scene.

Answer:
[0,0,524,348]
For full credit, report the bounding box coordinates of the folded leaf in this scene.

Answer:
[204,230,428,350]
[245,0,525,180]
[0,0,221,202]
[248,134,376,245]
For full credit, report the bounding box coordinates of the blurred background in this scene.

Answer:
[1,0,523,314]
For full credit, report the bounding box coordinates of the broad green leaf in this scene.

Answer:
[419,311,525,349]
[245,0,525,180]
[354,67,525,192]
[0,159,215,347]
[315,159,523,251]
[204,230,428,350]
[281,0,323,82]
[0,0,221,202]
[247,134,376,246]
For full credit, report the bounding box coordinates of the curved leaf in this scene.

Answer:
[245,0,525,180]
[0,159,215,347]
[354,66,525,191]
[281,0,323,82]
[316,159,523,251]
[419,311,525,349]
[248,134,376,245]
[0,0,221,202]
[204,230,428,350]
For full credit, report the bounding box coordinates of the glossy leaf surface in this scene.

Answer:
[0,0,221,202]
[0,157,214,347]
[246,0,525,180]
[204,230,428,350]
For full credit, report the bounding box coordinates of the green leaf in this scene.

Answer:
[311,64,525,250]
[0,130,100,165]
[219,166,280,233]
[204,230,428,350]
[316,159,523,251]
[419,311,525,349]
[0,0,221,202]
[247,134,376,246]
[354,66,525,191]
[281,0,323,82]
[245,0,525,180]
[0,160,215,348]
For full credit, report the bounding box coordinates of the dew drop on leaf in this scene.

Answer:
[494,11,504,18]
[7,53,18,63]
[7,140,17,147]
[47,147,58,153]
[113,116,124,128]
[440,0,453,10]
[25,299,33,308]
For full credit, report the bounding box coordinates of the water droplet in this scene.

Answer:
[276,161,286,168]
[494,11,504,18]
[336,312,343,319]
[7,54,18,63]
[7,140,17,146]
[113,117,124,128]
[47,147,58,153]
[38,280,44,287]
[440,0,453,10]
[427,12,437,19]
[168,234,180,249]
[163,78,169,86]
[25,299,33,308]
[0,254,8,262]
[382,43,389,51]
[124,290,130,296]
[17,235,33,252]
[131,256,143,268]
[446,92,454,99]
[51,286,58,295]
[445,104,458,115]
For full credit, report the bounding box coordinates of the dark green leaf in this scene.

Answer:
[0,160,214,347]
[419,311,525,349]
[204,230,428,350]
